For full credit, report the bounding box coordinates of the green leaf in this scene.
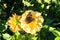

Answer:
[22,0,34,7]
[10,36,15,40]
[0,23,7,32]
[49,27,56,31]
[10,31,26,40]
[3,33,11,39]
[52,0,57,4]
[46,5,50,9]
[37,0,42,3]
[55,37,60,40]
[44,0,51,4]
[49,27,60,37]
[32,37,37,40]
[44,19,54,25]
[41,4,44,8]
[52,30,60,37]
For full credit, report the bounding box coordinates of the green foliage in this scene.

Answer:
[55,37,60,40]
[49,27,60,37]
[22,0,34,7]
[0,21,7,32]
[2,31,38,40]
[0,0,60,40]
[3,33,11,40]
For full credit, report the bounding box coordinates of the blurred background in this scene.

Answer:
[0,0,60,40]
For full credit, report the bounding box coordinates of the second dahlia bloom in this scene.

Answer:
[8,13,22,32]
[20,10,44,34]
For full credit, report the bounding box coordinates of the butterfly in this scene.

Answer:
[25,12,34,23]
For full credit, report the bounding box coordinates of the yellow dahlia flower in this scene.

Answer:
[8,13,22,32]
[20,10,44,34]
